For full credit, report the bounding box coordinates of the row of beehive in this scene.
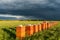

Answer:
[16,21,58,39]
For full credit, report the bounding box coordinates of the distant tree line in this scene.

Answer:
[0,19,57,21]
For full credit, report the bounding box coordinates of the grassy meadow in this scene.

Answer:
[0,21,42,27]
[0,20,60,40]
[23,21,60,40]
[0,20,42,40]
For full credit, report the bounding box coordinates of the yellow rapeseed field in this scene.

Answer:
[0,20,42,28]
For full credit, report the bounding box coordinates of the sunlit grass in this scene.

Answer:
[0,20,42,40]
[0,21,60,40]
[23,21,60,40]
[0,21,42,28]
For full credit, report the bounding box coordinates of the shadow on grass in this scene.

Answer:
[24,26,60,40]
[2,27,16,40]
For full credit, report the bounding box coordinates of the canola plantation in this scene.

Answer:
[0,20,42,40]
[0,21,60,40]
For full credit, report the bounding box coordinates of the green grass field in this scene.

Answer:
[0,21,60,40]
[0,21,42,40]
[0,21,42,27]
[23,21,60,40]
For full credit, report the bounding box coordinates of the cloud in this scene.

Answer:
[0,14,26,19]
[0,14,23,18]
[0,0,60,9]
[0,0,60,20]
[0,14,38,20]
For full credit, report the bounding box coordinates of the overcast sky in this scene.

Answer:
[0,0,60,20]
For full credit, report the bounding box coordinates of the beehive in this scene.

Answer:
[41,23,46,30]
[43,21,48,30]
[47,23,51,28]
[26,24,34,36]
[38,24,42,32]
[33,24,38,33]
[16,25,25,38]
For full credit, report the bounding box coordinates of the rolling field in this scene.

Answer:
[23,21,60,40]
[0,21,42,27]
[0,20,42,40]
[0,21,60,40]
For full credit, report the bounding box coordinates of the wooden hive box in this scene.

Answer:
[38,24,42,32]
[41,23,46,30]
[16,25,25,38]
[43,21,48,30]
[26,24,34,36]
[47,23,51,28]
[33,24,38,33]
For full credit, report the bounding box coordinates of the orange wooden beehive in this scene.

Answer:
[45,22,48,30]
[16,25,25,38]
[47,23,51,28]
[51,22,54,26]
[51,21,58,27]
[52,21,57,26]
[38,24,42,32]
[41,23,46,30]
[43,21,48,30]
[50,22,54,26]
[55,21,58,24]
[33,24,38,33]
[26,24,34,36]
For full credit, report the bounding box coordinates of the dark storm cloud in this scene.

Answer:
[0,0,60,9]
[0,0,60,20]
